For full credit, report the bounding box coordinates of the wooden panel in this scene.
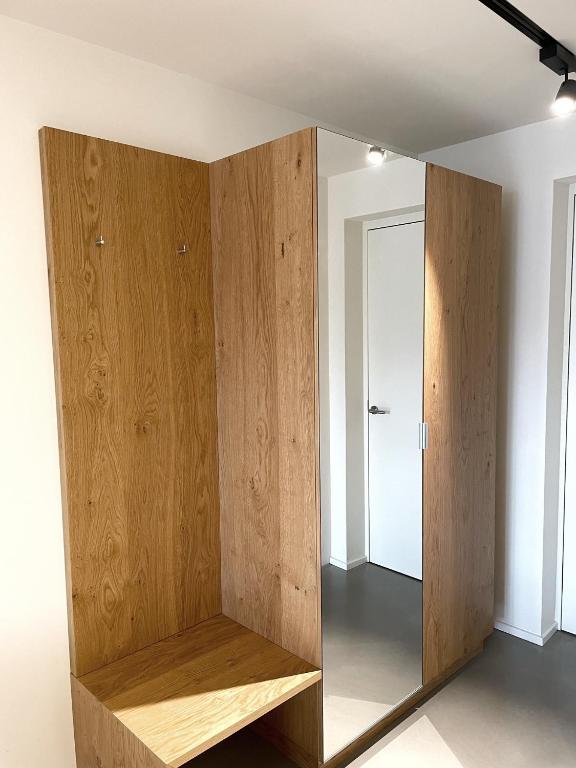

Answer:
[78,614,321,767]
[40,128,221,677]
[210,129,320,666]
[423,163,501,684]
[71,676,164,768]
[210,128,321,764]
[252,684,321,768]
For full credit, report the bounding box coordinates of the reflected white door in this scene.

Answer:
[563,191,576,635]
[367,222,424,580]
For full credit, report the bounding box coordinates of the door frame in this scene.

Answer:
[362,211,425,564]
[558,183,576,631]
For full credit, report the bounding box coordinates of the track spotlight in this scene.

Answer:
[552,73,576,116]
[367,146,387,166]
[478,2,576,117]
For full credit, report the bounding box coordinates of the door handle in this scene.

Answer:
[368,405,390,415]
[419,422,429,450]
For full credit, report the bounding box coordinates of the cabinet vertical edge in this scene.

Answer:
[38,127,78,677]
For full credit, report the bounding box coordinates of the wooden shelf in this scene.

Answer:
[76,614,321,767]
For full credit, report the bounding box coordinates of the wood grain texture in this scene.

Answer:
[210,128,321,765]
[72,676,164,768]
[78,614,320,767]
[253,683,321,768]
[40,128,221,677]
[423,163,501,684]
[210,129,320,665]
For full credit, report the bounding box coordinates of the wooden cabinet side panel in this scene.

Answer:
[423,163,501,683]
[210,129,320,666]
[40,128,222,677]
[253,684,321,768]
[71,677,164,768]
[210,128,320,764]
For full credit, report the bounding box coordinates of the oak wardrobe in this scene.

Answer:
[40,125,500,768]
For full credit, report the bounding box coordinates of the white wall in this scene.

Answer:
[423,114,576,644]
[321,157,426,568]
[0,15,316,768]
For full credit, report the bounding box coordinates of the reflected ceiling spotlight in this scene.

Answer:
[367,145,387,166]
[478,0,576,117]
[552,72,576,117]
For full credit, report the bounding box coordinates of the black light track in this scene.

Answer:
[478,0,576,75]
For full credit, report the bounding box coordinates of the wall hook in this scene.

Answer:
[177,244,188,255]
[96,235,105,247]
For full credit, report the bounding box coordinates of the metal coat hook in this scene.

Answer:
[96,235,105,247]
[177,244,188,255]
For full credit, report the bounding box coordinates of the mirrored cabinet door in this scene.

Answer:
[317,128,425,760]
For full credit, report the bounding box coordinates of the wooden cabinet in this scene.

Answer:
[423,164,500,684]
[40,126,500,768]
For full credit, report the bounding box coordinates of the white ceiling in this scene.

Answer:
[1,0,575,153]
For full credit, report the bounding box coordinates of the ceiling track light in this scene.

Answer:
[478,0,576,116]
[552,72,576,117]
[367,145,387,166]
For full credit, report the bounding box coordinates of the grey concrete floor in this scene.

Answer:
[321,563,423,757]
[186,628,576,768]
[351,629,576,768]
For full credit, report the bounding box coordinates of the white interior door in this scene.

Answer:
[563,191,576,635]
[367,222,424,580]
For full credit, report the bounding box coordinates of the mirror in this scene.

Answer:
[318,128,425,760]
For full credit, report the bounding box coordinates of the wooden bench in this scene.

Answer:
[72,615,321,767]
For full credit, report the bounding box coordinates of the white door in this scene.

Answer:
[563,190,576,635]
[367,222,424,580]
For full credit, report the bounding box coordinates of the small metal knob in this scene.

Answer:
[96,235,105,246]
[177,244,188,255]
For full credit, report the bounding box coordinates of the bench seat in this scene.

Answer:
[72,614,321,767]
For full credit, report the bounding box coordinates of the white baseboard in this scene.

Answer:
[541,622,559,644]
[494,619,558,646]
[329,555,367,571]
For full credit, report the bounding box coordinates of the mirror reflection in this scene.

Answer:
[318,128,425,760]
